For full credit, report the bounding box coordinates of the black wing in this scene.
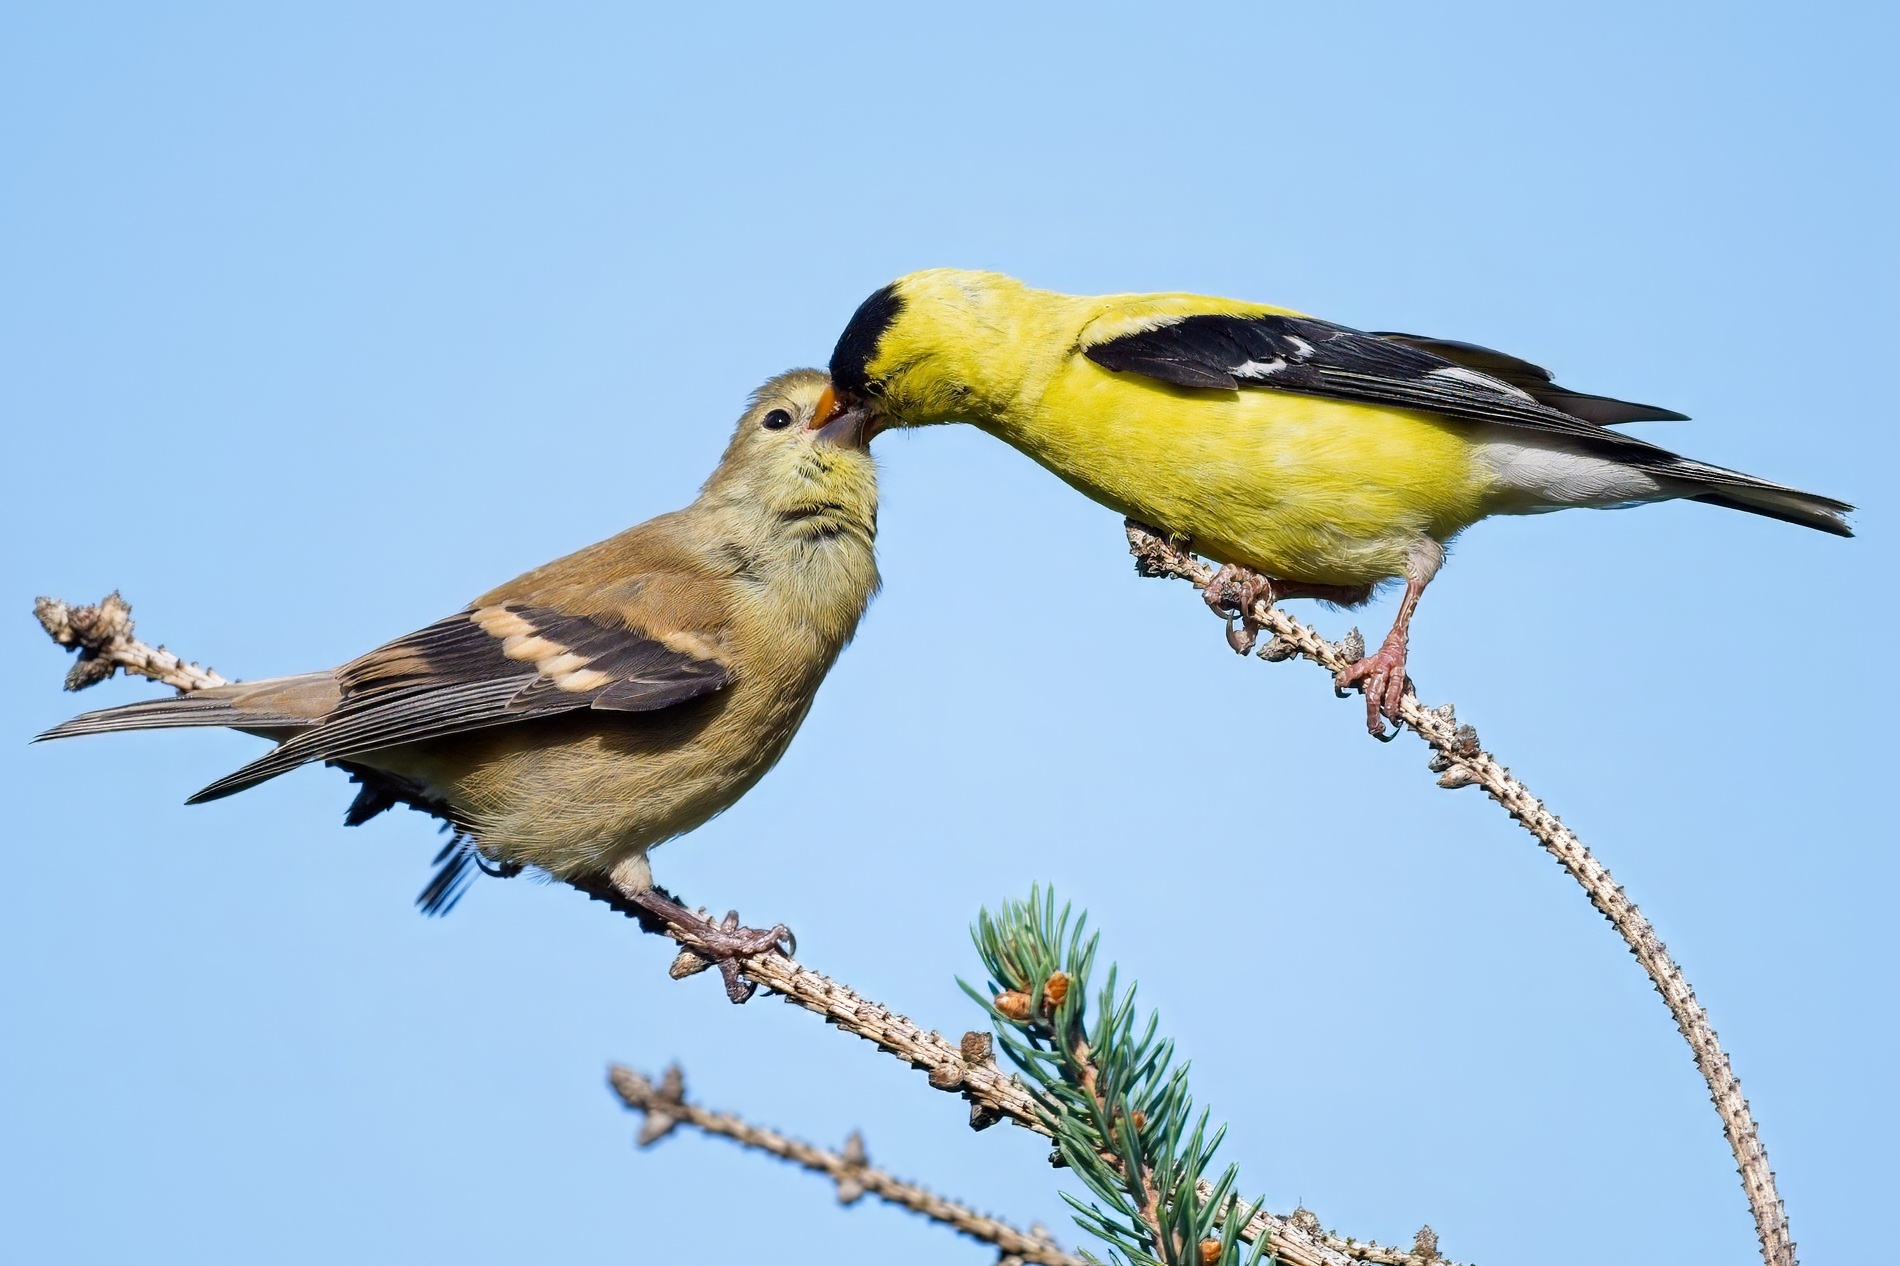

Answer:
[1366,332,1688,425]
[1082,311,1689,453]
[186,604,729,803]
[1082,310,1853,532]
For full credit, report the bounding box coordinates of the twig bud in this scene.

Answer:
[1198,1238,1222,1264]
[1258,634,1299,662]
[835,1131,869,1204]
[635,1111,680,1147]
[627,1064,687,1147]
[993,990,1033,1021]
[1043,971,1069,1008]
[656,1065,685,1104]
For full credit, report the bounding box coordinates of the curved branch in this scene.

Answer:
[1124,522,1793,1266]
[34,579,1772,1266]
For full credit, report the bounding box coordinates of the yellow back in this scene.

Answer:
[874,269,1493,585]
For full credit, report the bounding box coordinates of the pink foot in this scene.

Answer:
[1337,630,1411,737]
[1202,564,1277,655]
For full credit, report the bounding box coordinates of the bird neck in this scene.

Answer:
[769,529,880,650]
[694,494,881,653]
[885,281,1080,428]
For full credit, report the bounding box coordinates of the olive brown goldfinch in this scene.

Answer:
[40,369,879,967]
[826,269,1851,733]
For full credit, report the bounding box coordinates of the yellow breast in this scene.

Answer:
[999,358,1495,587]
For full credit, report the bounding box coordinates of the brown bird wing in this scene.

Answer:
[185,602,730,804]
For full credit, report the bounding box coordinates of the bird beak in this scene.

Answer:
[809,386,877,449]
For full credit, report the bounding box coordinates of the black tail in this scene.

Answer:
[1688,486,1854,537]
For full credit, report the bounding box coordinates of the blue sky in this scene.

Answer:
[3,4,1893,1263]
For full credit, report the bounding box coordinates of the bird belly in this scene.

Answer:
[1008,368,1494,587]
[360,694,800,882]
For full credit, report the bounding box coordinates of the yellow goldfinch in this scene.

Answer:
[827,269,1851,732]
[40,370,878,980]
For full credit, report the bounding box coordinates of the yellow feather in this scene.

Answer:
[1020,362,1485,586]
[867,269,1489,586]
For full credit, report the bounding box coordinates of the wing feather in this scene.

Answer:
[1367,331,1689,424]
[1079,311,1831,499]
[186,605,730,803]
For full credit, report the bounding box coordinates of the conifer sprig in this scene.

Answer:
[963,888,1269,1266]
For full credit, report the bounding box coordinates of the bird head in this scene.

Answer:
[700,368,879,539]
[825,269,1032,435]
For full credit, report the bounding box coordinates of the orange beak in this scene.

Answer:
[808,385,840,429]
[808,386,873,449]
[809,384,884,445]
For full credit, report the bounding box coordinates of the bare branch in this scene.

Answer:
[588,884,1446,1266]
[1124,521,1794,1266]
[31,590,1452,1266]
[34,593,227,693]
[34,578,1779,1266]
[608,1063,1084,1266]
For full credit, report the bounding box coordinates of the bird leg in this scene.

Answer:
[621,886,796,1004]
[1202,563,1374,654]
[1336,573,1428,738]
[571,864,795,1004]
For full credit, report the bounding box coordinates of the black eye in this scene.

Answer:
[761,408,793,431]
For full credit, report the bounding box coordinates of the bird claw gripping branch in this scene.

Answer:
[628,888,796,1004]
[1201,563,1280,655]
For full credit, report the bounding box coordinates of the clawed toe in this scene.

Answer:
[705,910,795,960]
[622,887,797,1004]
[692,911,796,1003]
[1337,638,1411,737]
[1203,564,1277,655]
[1194,545,1435,740]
